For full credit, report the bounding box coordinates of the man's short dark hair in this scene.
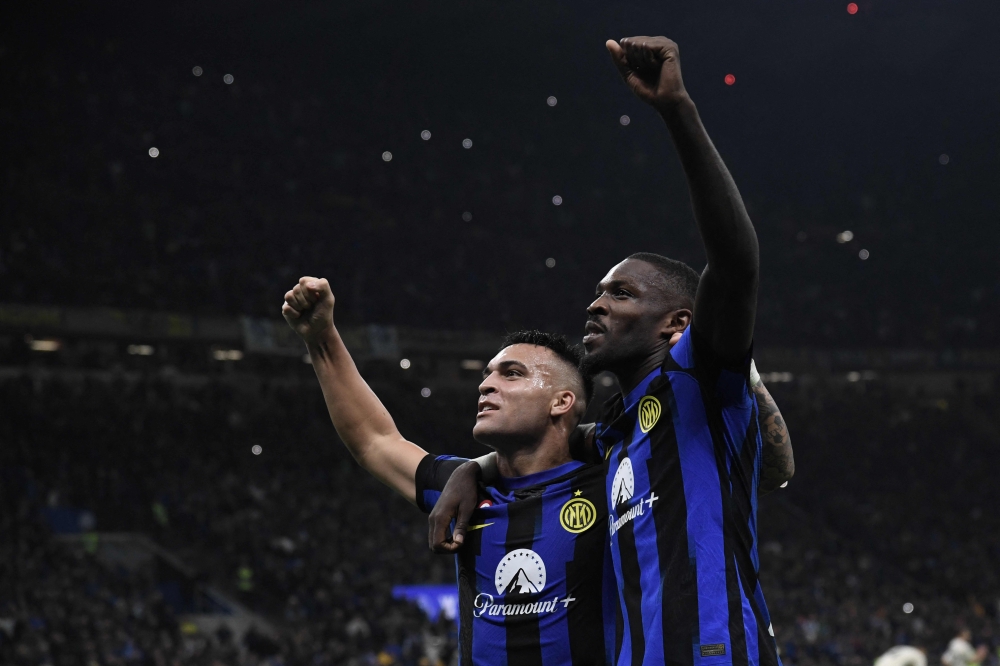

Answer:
[500,330,594,402]
[628,252,701,309]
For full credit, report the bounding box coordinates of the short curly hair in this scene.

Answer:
[499,329,593,403]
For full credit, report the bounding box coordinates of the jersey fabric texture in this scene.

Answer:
[594,326,780,666]
[416,454,614,666]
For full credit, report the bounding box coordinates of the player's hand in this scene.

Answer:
[428,461,481,554]
[606,36,688,112]
[281,276,335,345]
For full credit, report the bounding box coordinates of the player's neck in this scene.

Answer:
[615,348,669,396]
[494,430,573,479]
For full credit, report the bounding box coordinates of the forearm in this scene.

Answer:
[752,373,795,494]
[660,97,758,274]
[307,326,425,500]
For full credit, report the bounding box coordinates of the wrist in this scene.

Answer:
[304,324,338,356]
[656,92,695,120]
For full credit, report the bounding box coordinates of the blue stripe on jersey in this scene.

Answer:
[736,561,758,666]
[473,503,512,666]
[626,415,665,663]
[538,489,574,666]
[670,371,731,663]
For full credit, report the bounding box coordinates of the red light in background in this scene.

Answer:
[724,74,736,86]
[847,3,858,14]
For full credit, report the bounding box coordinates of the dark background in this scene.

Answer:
[3,1,1000,665]
[4,0,999,344]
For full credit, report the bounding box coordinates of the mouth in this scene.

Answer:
[583,320,606,345]
[477,401,500,418]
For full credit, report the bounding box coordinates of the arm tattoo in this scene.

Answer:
[753,381,795,495]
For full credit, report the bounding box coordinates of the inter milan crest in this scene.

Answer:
[638,396,661,433]
[559,496,597,533]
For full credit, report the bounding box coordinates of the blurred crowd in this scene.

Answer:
[2,369,999,666]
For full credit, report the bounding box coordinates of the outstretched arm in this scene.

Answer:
[607,37,758,361]
[750,364,795,494]
[283,277,427,504]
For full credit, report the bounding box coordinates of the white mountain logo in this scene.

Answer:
[611,457,635,508]
[495,549,547,595]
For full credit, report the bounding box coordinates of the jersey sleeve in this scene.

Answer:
[414,454,469,514]
[671,325,753,407]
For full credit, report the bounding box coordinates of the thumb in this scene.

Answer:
[451,517,467,545]
[606,39,642,93]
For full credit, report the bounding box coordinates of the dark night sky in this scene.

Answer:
[3,0,999,345]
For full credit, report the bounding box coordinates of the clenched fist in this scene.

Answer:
[606,36,688,112]
[282,276,335,345]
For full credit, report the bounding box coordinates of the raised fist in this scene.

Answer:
[282,276,335,344]
[606,36,688,112]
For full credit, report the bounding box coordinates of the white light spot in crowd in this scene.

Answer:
[836,230,854,243]
[127,344,155,356]
[552,195,563,206]
[620,115,631,126]
[939,154,950,165]
[252,445,262,456]
[421,130,432,140]
[545,257,556,268]
[859,249,870,260]
[903,603,914,614]
[847,371,861,382]
[148,147,160,158]
[547,96,558,107]
[420,387,432,398]
[399,358,411,369]
[780,481,789,488]
[460,359,484,370]
[223,73,234,84]
[213,349,244,361]
[462,211,473,222]
[382,151,392,162]
[462,138,473,149]
[192,66,203,77]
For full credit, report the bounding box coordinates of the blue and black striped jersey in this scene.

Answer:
[594,327,781,666]
[416,455,614,666]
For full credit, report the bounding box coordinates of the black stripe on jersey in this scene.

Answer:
[699,384,749,666]
[504,495,545,666]
[567,468,610,666]
[645,373,697,666]
[613,428,647,666]
[458,519,484,665]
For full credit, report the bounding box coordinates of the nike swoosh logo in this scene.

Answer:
[466,523,494,531]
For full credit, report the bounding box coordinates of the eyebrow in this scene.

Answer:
[596,278,626,296]
[482,359,529,379]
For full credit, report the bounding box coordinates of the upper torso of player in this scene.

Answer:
[416,455,613,666]
[593,326,780,666]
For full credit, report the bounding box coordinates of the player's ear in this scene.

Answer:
[550,390,577,418]
[660,308,691,339]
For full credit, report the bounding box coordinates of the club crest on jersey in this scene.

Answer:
[611,457,635,508]
[638,396,661,433]
[559,497,597,533]
[495,549,546,595]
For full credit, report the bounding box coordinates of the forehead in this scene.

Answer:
[486,344,553,372]
[597,258,662,289]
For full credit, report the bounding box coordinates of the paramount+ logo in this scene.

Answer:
[559,496,597,533]
[638,396,661,433]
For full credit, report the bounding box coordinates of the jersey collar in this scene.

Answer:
[496,459,586,491]
[622,366,663,413]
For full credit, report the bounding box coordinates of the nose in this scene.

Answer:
[478,373,498,397]
[587,294,609,316]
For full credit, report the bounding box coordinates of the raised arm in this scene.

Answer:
[282,276,427,504]
[607,37,758,361]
